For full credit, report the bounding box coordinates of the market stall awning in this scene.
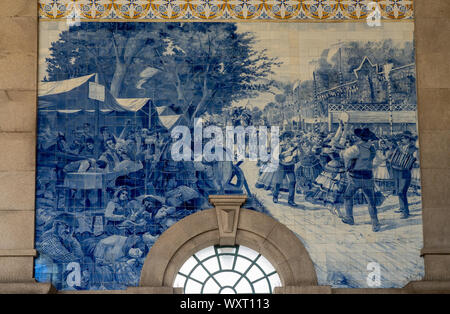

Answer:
[38,74,96,97]
[38,74,150,113]
[115,98,151,112]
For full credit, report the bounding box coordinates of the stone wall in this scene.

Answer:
[412,0,450,287]
[0,1,53,293]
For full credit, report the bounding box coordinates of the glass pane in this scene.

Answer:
[203,256,220,274]
[218,254,235,270]
[233,256,252,273]
[195,246,215,261]
[253,279,271,294]
[217,246,236,254]
[178,256,197,276]
[175,245,281,294]
[185,279,202,294]
[234,278,253,294]
[268,273,282,291]
[257,255,276,274]
[173,274,186,288]
[246,265,264,282]
[190,265,209,282]
[214,271,241,287]
[238,246,259,260]
[203,277,221,294]
[220,287,236,294]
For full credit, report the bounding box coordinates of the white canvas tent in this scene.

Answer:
[38,74,150,113]
[154,105,187,130]
[38,74,190,133]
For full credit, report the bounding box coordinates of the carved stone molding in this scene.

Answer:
[0,282,55,294]
[126,287,183,294]
[421,247,450,256]
[274,286,332,294]
[209,195,247,246]
[0,249,37,257]
[137,195,320,293]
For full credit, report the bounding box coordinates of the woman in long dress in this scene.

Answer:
[373,138,395,193]
[255,155,282,191]
[305,120,348,217]
[295,138,323,195]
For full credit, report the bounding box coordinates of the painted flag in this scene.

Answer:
[137,67,160,90]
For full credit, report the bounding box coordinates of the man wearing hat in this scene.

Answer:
[340,128,381,232]
[39,213,83,263]
[273,130,300,207]
[389,130,418,219]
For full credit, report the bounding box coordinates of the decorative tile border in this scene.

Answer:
[38,0,414,21]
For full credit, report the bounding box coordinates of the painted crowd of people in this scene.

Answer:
[35,119,236,290]
[256,119,420,232]
[34,113,420,290]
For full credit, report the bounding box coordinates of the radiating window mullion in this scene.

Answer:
[176,246,280,294]
[231,245,239,271]
[214,246,222,271]
[232,254,261,290]
[250,264,274,283]
[178,272,206,292]
[194,254,223,290]
[185,276,204,286]
[177,272,189,278]
[251,275,266,285]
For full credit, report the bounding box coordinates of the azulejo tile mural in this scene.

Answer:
[38,0,414,20]
[36,2,423,291]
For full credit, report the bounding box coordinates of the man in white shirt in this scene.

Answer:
[340,128,380,232]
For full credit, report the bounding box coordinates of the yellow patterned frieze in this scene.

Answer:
[227,0,264,19]
[188,0,227,19]
[300,0,339,19]
[150,0,189,19]
[77,0,113,19]
[377,0,414,19]
[39,0,75,19]
[263,0,302,19]
[38,0,415,20]
[114,0,152,19]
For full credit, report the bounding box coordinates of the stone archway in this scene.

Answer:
[128,195,330,294]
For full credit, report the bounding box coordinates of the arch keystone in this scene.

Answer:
[136,195,320,293]
[209,195,247,246]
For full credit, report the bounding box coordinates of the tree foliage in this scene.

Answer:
[314,40,415,90]
[45,22,280,127]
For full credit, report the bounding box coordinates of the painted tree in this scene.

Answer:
[314,40,415,90]
[45,22,280,127]
[45,23,168,98]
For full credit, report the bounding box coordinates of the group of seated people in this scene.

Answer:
[37,188,190,290]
